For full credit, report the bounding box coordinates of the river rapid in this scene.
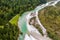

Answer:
[18,0,60,40]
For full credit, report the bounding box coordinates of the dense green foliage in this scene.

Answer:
[0,23,19,40]
[0,0,47,40]
[38,6,60,40]
[0,0,46,25]
[0,0,20,40]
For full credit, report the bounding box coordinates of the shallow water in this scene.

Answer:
[18,13,28,40]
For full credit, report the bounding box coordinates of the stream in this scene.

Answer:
[18,0,60,40]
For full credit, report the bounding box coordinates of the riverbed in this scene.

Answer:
[18,0,60,40]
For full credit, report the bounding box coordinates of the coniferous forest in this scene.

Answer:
[0,0,47,40]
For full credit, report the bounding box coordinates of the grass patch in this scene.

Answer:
[9,14,20,26]
[0,26,4,29]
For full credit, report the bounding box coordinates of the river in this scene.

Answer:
[18,0,60,40]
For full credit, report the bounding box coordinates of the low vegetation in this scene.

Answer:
[9,14,20,26]
[38,6,60,40]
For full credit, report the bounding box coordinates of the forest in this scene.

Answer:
[0,0,47,40]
